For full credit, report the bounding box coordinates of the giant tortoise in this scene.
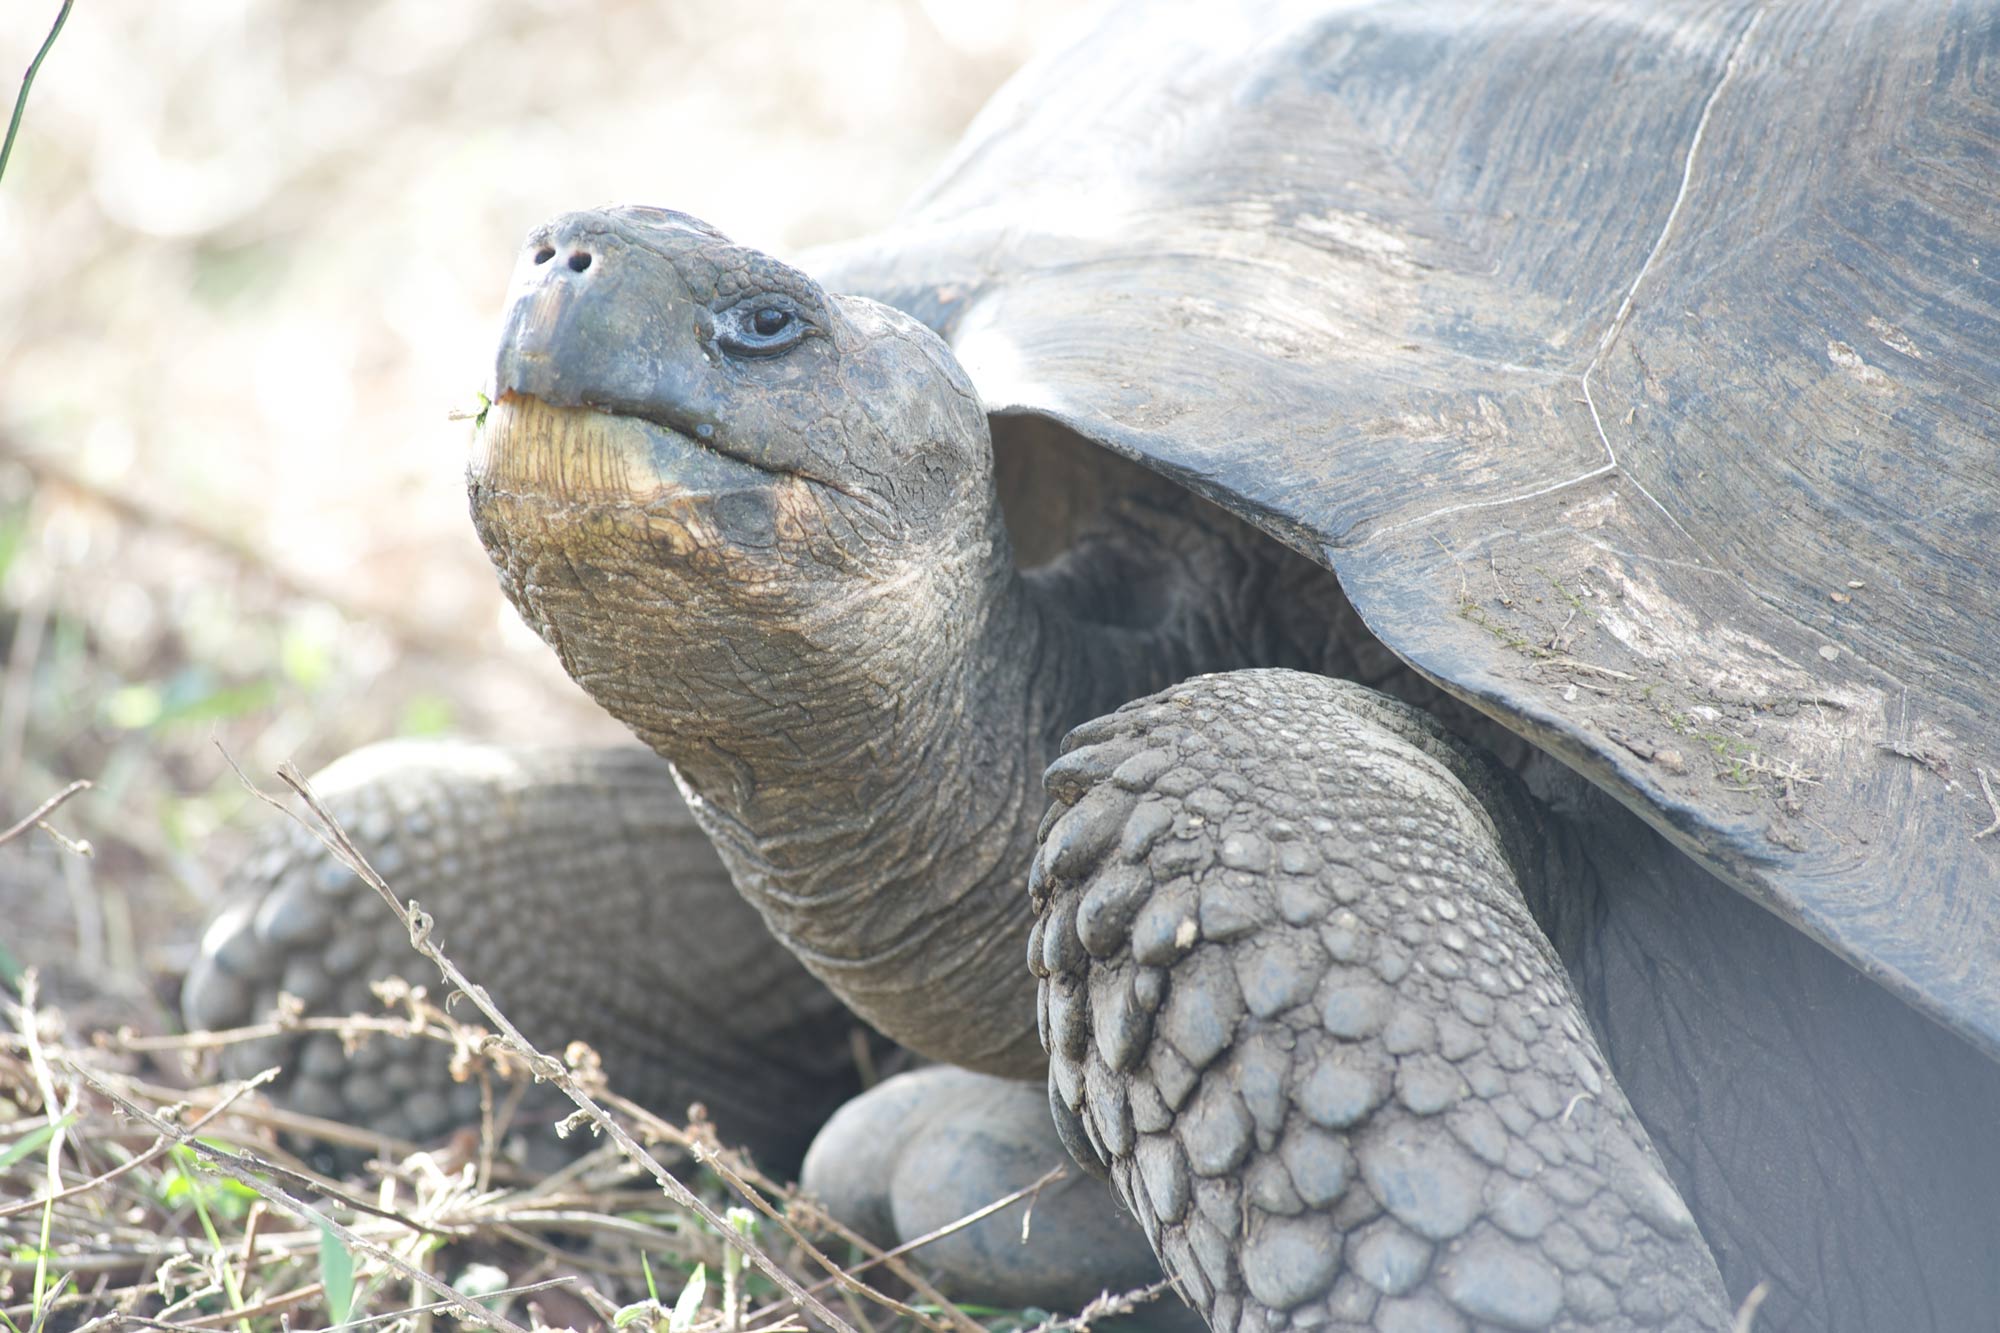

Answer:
[187,1,2000,1329]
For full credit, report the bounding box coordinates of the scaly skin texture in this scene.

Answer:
[1029,672,1730,1330]
[462,206,1734,1325]
[184,741,866,1167]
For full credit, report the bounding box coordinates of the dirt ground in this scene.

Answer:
[0,0,1069,1017]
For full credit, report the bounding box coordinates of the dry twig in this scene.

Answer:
[219,748,862,1333]
[1023,1279,1177,1333]
[759,1165,1067,1321]
[0,778,91,849]
[604,1090,979,1333]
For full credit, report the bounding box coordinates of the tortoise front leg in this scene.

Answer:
[1027,671,1731,1332]
[183,741,866,1170]
[799,1066,1187,1317]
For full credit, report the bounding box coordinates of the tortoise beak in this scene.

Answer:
[491,213,724,445]
[487,207,859,491]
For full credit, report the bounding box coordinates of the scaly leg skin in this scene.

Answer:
[183,740,867,1170]
[1027,671,1731,1332]
[800,1066,1198,1323]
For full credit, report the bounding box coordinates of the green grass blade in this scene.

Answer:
[317,1219,356,1325]
[0,1119,63,1171]
[0,1,73,187]
[670,1264,706,1332]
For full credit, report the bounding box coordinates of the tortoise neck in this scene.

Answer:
[614,491,1086,1077]
[663,483,1321,1075]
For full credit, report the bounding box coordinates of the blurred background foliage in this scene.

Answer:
[0,0,1066,1021]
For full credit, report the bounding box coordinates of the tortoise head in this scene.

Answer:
[468,207,1007,774]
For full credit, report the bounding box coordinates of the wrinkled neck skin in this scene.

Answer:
[656,496,1080,1078]
[473,409,1312,1077]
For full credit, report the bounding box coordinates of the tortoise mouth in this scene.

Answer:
[470,392,791,504]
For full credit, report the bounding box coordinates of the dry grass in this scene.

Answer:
[2,832,1170,1333]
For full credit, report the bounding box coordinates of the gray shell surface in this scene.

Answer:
[818,0,2000,1055]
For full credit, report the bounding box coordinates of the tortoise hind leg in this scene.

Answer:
[183,740,865,1170]
[1028,670,1731,1332]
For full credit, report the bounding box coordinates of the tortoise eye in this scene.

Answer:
[717,298,809,357]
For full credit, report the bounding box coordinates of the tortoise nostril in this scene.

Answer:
[533,246,555,265]
[568,251,593,272]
